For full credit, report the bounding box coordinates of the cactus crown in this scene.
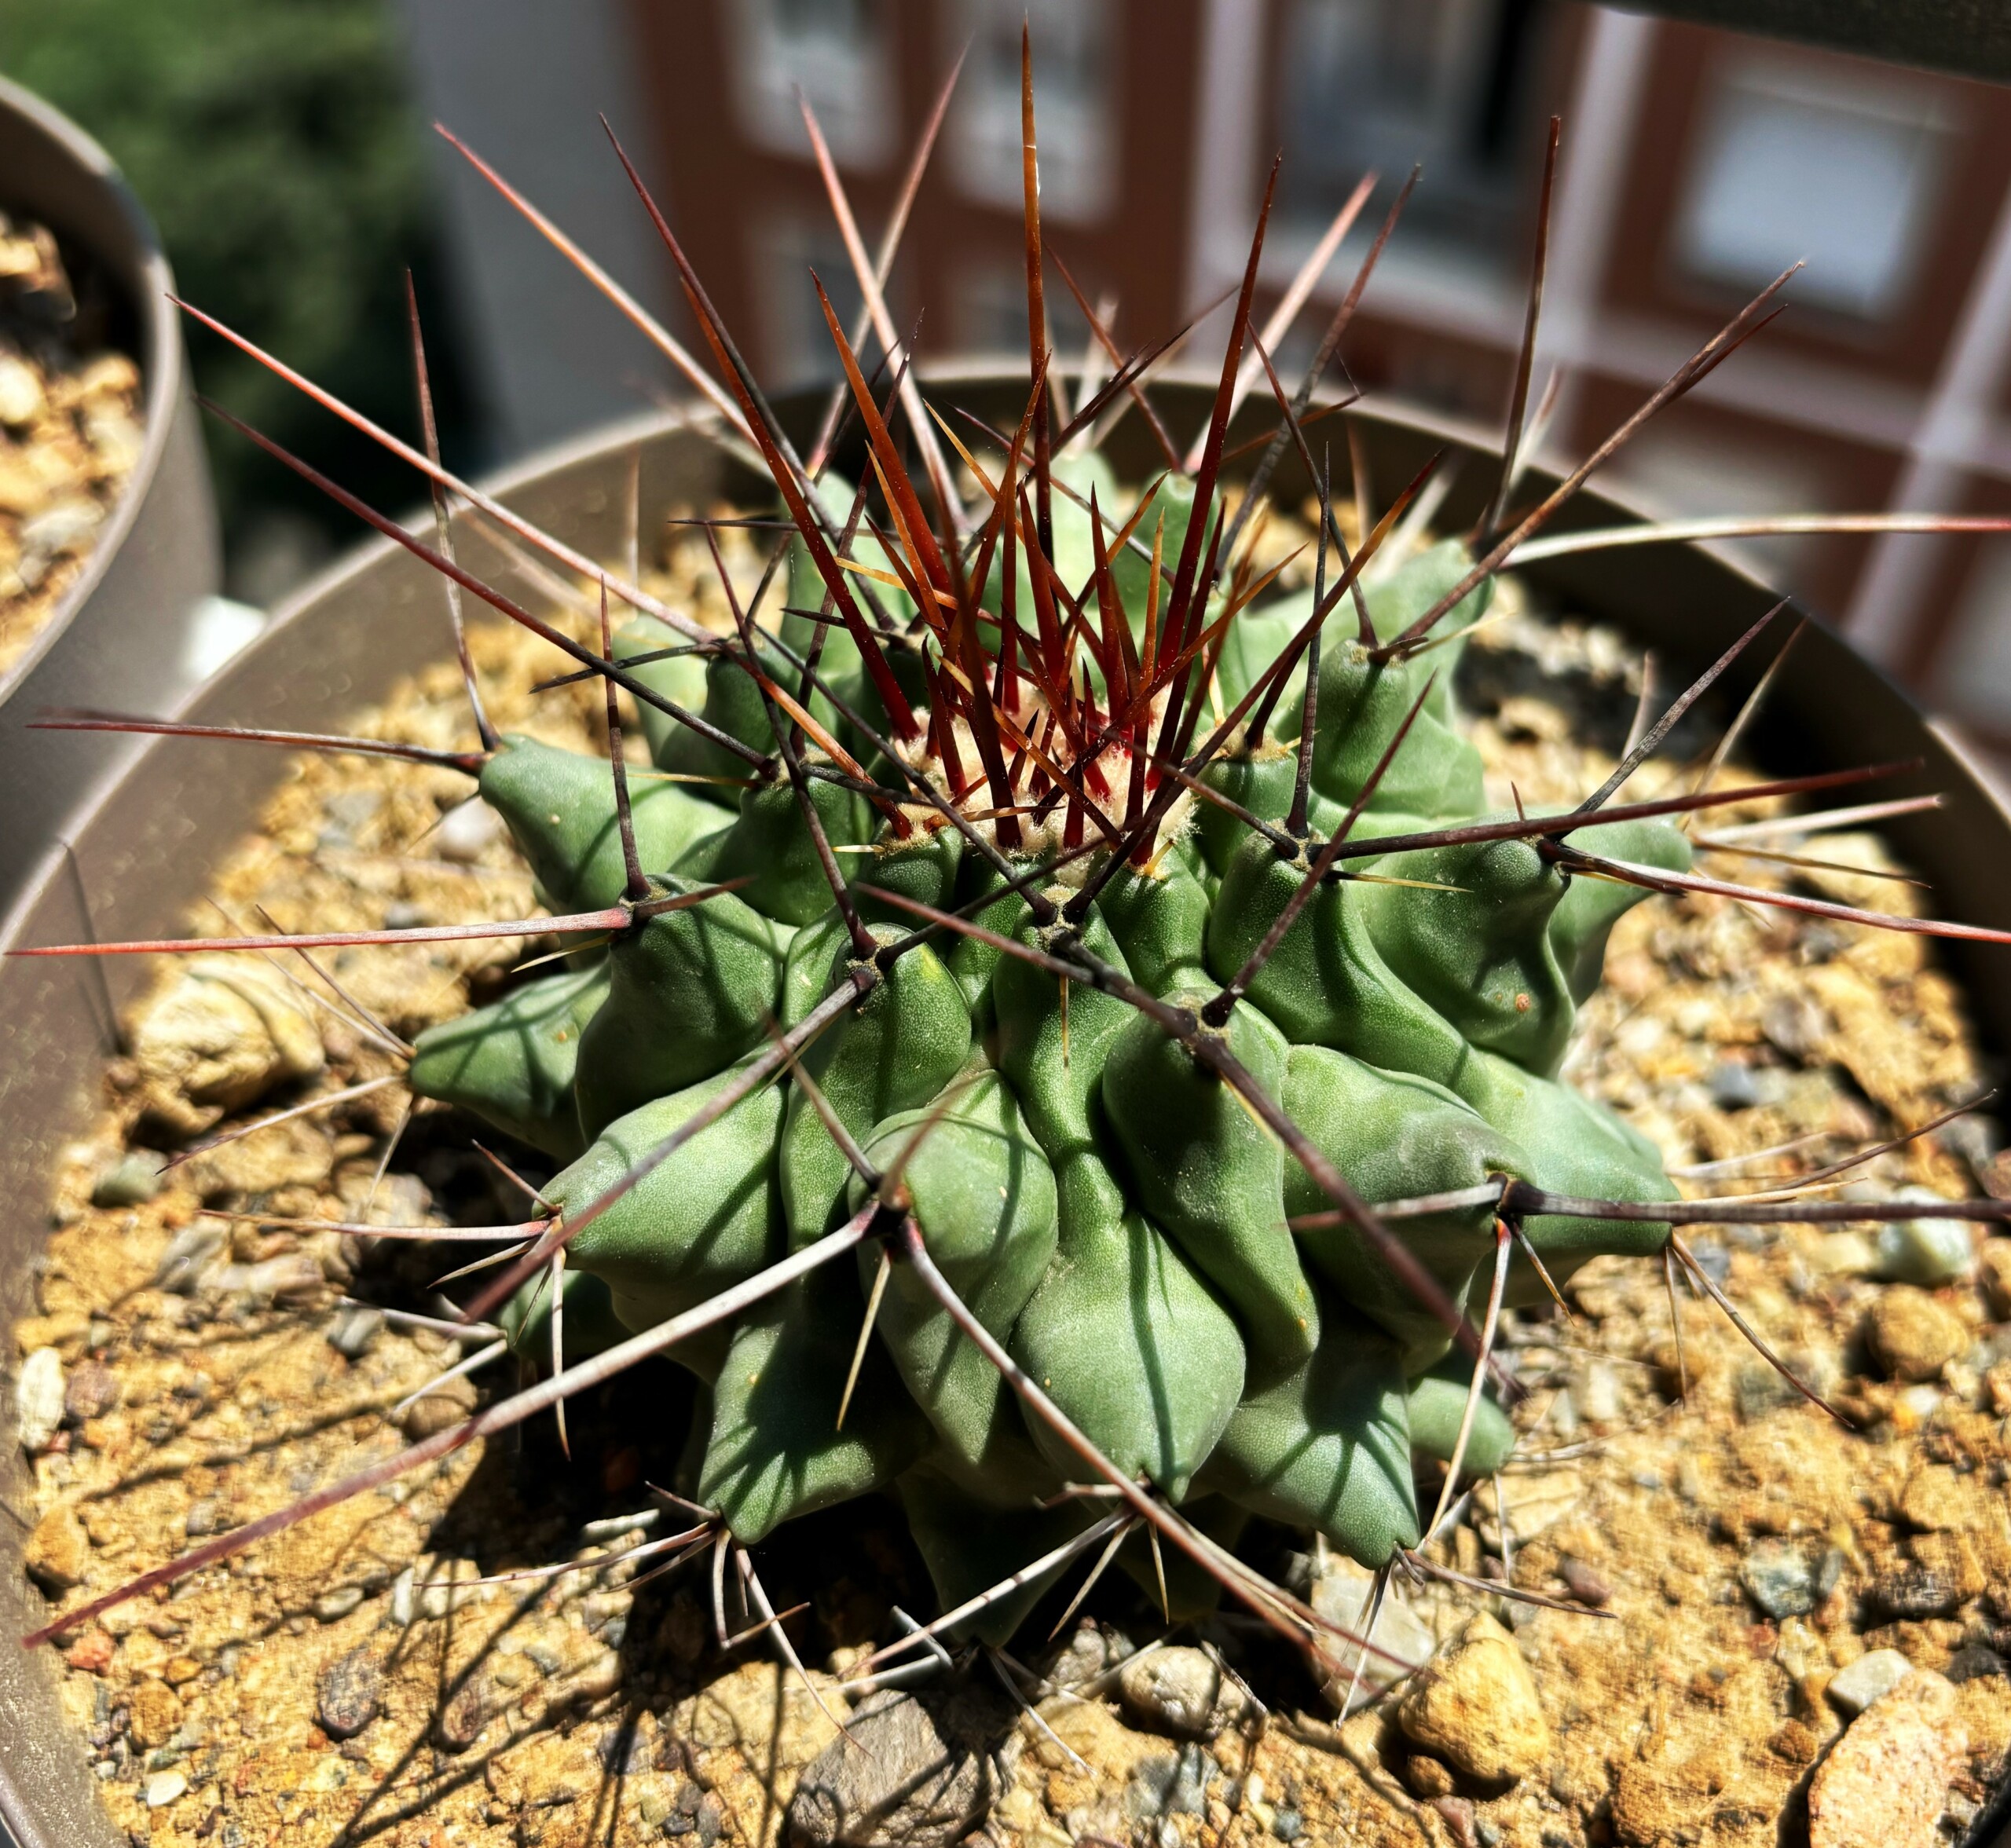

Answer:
[29,43,2011,1672]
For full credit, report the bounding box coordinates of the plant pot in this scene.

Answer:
[1,379,2006,1848]
[0,74,223,903]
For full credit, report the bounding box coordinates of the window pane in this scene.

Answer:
[948,0,1115,224]
[1673,63,1948,321]
[730,0,896,170]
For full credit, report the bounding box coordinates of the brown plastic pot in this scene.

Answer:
[0,379,2006,1847]
[0,75,223,902]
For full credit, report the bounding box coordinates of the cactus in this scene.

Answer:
[27,47,2011,1703]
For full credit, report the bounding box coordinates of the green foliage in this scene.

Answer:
[0,0,447,547]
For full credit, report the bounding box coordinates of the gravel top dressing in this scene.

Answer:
[0,207,145,681]
[15,513,2011,1848]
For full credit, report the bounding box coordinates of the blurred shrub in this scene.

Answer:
[0,0,475,569]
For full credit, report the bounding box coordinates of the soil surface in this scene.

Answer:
[0,207,146,679]
[13,511,2011,1848]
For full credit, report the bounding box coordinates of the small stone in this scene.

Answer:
[437,1676,490,1750]
[1870,1567,1962,1620]
[1978,1240,2011,1319]
[0,351,46,425]
[1397,1613,1551,1785]
[63,1359,119,1424]
[1740,1538,1839,1620]
[24,1502,90,1590]
[64,1630,114,1673]
[788,1685,1011,1848]
[1866,1286,1967,1382]
[1271,1809,1303,1842]
[1763,993,1829,1061]
[1874,1213,1975,1287]
[127,1680,183,1749]
[1119,1645,1246,1740]
[1580,1359,1622,1422]
[436,798,504,862]
[1945,1645,2007,1683]
[313,1586,365,1623]
[15,1345,64,1451]
[1310,1555,1435,1711]
[316,1646,381,1739]
[1405,1752,1456,1799]
[1430,1795,1478,1848]
[1828,1649,1913,1716]
[1808,1671,1964,1848]
[142,1770,188,1810]
[91,1150,161,1208]
[1558,1557,1612,1608]
[383,901,426,931]
[1705,1061,1761,1110]
[401,1393,473,1440]
[130,958,324,1136]
[182,1500,222,1539]
[324,1305,384,1359]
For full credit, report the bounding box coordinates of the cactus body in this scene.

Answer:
[406,503,1692,1634]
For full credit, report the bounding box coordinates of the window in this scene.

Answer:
[758,216,868,388]
[949,0,1115,225]
[728,0,896,170]
[1278,0,1547,259]
[1931,540,2011,734]
[1672,60,1952,322]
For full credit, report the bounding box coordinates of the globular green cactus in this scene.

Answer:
[398,510,1690,1637]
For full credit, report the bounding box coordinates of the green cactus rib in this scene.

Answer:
[400,511,1699,1638]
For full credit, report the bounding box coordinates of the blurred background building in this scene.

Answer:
[9,1,2011,752]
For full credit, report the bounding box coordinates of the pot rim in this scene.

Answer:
[0,73,189,701]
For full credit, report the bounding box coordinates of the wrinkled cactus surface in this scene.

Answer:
[408,466,1690,1634]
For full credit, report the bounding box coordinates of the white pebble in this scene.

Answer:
[0,353,44,426]
[144,1770,188,1809]
[1829,1649,1914,1716]
[435,799,503,863]
[1874,1214,1974,1287]
[14,1345,64,1452]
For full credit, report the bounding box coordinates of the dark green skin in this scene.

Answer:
[500,1264,631,1365]
[1549,816,1695,1000]
[571,878,782,1136]
[679,772,873,928]
[1207,836,1475,1087]
[408,959,608,1161]
[1197,1294,1419,1564]
[477,734,719,912]
[610,617,712,780]
[1459,1048,1672,1294]
[1407,1356,1517,1476]
[449,516,1698,1633]
[896,1466,1096,1646]
[995,910,1247,1495]
[852,822,962,928]
[848,1071,1058,1498]
[699,1275,931,1542]
[1114,1495,1249,1623]
[1094,857,1212,997]
[1102,988,1321,1381]
[1310,542,1492,822]
[778,926,972,1246]
[551,1064,784,1341]
[1281,1044,1514,1371]
[1359,833,1577,1078]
